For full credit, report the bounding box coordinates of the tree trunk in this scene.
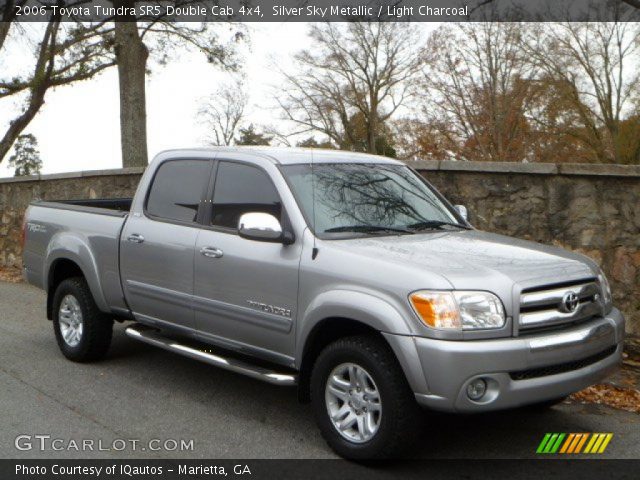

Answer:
[368,95,378,154]
[0,21,11,53]
[367,118,377,154]
[0,0,18,52]
[0,14,56,162]
[0,94,45,161]
[114,7,149,168]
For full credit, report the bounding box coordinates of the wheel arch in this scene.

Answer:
[295,290,427,402]
[46,254,106,320]
[296,317,383,403]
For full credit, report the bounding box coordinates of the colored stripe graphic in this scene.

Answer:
[537,433,613,454]
[568,433,583,453]
[536,433,552,453]
[559,433,575,453]
[597,433,613,453]
[550,433,565,453]
[584,433,599,453]
[574,433,589,453]
[584,433,614,454]
[543,433,559,453]
[536,433,565,453]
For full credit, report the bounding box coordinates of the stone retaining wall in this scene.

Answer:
[0,168,144,266]
[1,162,638,333]
[415,161,640,334]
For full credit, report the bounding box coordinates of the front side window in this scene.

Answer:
[146,160,211,223]
[211,161,282,229]
[282,163,461,238]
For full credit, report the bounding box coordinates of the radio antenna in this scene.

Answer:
[311,149,318,260]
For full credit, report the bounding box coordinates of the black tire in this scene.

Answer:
[52,277,113,362]
[310,335,420,460]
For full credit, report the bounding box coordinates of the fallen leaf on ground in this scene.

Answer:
[570,384,640,413]
[0,267,23,283]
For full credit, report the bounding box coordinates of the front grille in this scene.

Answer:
[518,278,603,331]
[509,346,617,381]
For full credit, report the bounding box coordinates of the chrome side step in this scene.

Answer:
[124,325,297,386]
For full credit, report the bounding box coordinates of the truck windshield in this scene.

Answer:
[281,163,464,238]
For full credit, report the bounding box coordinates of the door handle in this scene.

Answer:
[200,246,223,258]
[127,233,145,244]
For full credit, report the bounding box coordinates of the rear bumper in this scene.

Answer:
[386,308,625,413]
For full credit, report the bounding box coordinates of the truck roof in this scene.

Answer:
[155,146,402,166]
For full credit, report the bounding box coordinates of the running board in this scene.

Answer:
[124,325,297,386]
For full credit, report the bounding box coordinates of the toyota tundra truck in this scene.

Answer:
[22,147,625,459]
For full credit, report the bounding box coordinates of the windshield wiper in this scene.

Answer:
[408,220,471,231]
[324,225,414,235]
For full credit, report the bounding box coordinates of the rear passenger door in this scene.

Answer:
[120,159,213,333]
[193,159,301,364]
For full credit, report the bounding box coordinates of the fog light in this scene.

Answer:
[466,379,487,400]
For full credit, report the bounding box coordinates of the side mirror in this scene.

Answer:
[454,205,468,221]
[238,212,284,243]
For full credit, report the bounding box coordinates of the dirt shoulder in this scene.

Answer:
[0,266,22,283]
[569,336,640,413]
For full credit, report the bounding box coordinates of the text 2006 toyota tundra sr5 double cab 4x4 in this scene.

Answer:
[22,148,624,459]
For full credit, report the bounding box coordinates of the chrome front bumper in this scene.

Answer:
[385,308,625,413]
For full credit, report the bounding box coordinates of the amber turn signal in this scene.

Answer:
[409,292,461,329]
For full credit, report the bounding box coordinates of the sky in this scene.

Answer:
[0,22,314,178]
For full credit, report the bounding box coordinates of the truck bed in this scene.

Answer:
[33,198,132,215]
[23,199,132,316]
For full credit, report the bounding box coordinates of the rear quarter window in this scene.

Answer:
[146,160,211,223]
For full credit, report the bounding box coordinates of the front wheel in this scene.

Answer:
[310,335,420,460]
[52,277,113,362]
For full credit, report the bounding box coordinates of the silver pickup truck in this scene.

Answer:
[22,147,624,459]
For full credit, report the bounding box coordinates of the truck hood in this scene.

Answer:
[336,230,596,290]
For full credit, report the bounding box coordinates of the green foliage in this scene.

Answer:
[342,113,397,158]
[8,134,42,176]
[296,137,335,149]
[235,124,272,146]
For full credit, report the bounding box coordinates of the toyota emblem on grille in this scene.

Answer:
[561,291,579,313]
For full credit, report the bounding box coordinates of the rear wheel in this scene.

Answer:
[310,335,420,460]
[52,277,113,362]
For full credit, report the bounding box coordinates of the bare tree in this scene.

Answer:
[199,77,247,146]
[420,22,539,162]
[0,0,26,52]
[277,22,423,154]
[0,18,116,162]
[112,3,148,168]
[0,2,243,167]
[521,18,640,163]
[110,6,243,167]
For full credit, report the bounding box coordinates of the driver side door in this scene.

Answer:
[193,159,301,365]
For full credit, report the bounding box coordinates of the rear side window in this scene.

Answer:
[146,160,211,223]
[211,161,282,229]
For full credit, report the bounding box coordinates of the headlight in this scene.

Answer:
[597,268,613,312]
[409,290,506,330]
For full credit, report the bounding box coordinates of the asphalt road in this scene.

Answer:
[0,281,638,460]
